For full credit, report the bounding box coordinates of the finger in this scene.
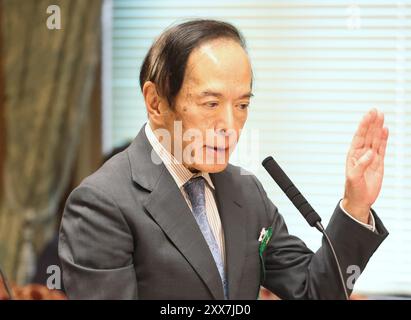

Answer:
[364,108,378,149]
[378,127,389,158]
[371,111,385,151]
[350,149,374,177]
[348,111,373,159]
[351,112,371,149]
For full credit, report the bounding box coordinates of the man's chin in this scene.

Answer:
[189,162,229,173]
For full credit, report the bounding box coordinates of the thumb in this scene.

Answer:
[351,149,374,176]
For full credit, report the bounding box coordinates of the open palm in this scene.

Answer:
[344,109,389,221]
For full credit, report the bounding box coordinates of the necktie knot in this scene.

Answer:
[184,176,206,209]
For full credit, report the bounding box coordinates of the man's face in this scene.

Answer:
[162,39,253,173]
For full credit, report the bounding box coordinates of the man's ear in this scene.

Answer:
[142,81,170,126]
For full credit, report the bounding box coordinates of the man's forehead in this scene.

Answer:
[185,40,249,75]
[182,76,252,98]
[180,39,252,98]
[198,43,220,64]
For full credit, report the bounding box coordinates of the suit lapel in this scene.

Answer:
[128,126,225,300]
[211,171,247,300]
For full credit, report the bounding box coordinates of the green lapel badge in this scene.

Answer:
[258,227,273,256]
[257,227,273,299]
[257,227,273,300]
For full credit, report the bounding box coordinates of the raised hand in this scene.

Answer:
[343,108,389,224]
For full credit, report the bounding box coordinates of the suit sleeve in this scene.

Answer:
[58,183,137,299]
[252,176,388,300]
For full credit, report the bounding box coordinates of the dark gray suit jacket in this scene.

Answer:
[58,126,388,299]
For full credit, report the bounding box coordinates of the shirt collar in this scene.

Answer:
[144,122,215,190]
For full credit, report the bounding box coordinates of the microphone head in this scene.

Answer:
[262,156,291,193]
[262,156,274,168]
[262,155,322,227]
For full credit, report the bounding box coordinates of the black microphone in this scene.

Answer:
[262,156,322,231]
[0,264,13,300]
[262,156,349,300]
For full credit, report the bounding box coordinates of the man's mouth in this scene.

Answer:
[205,145,228,152]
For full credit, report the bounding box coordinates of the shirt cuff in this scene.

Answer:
[339,200,376,233]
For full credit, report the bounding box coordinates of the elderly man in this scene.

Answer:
[59,19,389,299]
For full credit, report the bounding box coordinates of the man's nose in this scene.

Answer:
[216,104,235,136]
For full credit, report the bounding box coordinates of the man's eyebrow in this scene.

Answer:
[239,92,254,99]
[198,91,254,99]
[199,91,223,98]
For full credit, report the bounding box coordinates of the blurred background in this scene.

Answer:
[0,0,410,299]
